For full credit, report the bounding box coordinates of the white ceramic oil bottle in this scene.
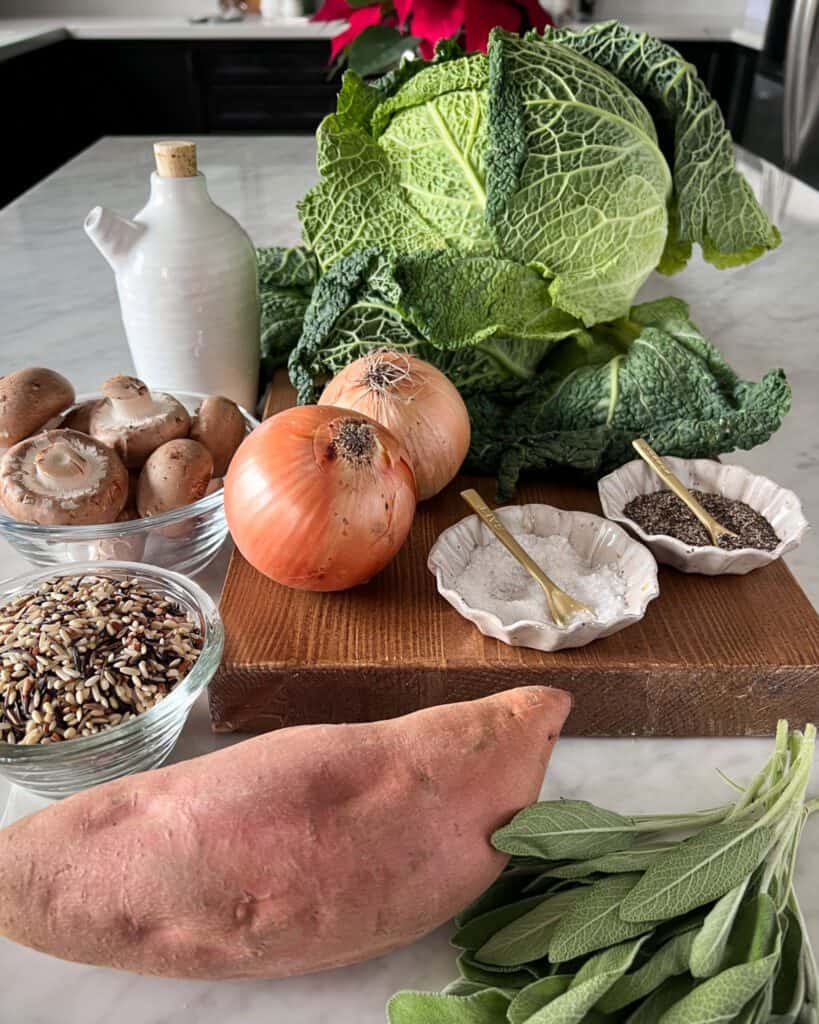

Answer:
[85,140,260,411]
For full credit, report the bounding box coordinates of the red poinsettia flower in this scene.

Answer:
[314,0,552,69]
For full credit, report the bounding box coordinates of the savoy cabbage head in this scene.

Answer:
[298,21,780,327]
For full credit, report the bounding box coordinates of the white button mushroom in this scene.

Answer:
[60,398,104,434]
[88,375,190,468]
[0,429,129,526]
[136,439,214,518]
[189,395,247,477]
[0,368,75,447]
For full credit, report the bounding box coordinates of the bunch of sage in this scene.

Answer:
[388,721,818,1023]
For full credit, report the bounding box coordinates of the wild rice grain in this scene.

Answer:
[0,574,203,746]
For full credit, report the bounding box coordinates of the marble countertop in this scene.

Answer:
[0,10,765,62]
[0,136,817,1021]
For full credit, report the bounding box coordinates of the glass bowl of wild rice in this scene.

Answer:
[0,561,223,799]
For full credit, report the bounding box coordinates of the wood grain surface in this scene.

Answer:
[211,376,819,737]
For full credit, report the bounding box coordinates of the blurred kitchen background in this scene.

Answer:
[1,0,817,208]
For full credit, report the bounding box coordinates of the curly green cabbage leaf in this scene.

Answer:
[464,298,791,495]
[297,23,779,327]
[288,252,790,496]
[289,248,580,401]
[258,246,320,379]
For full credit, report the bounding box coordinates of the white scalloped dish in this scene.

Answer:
[428,504,659,652]
[598,457,809,575]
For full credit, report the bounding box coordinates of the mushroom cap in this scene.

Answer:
[0,429,129,526]
[0,368,75,447]
[136,438,213,518]
[59,398,104,434]
[88,375,190,468]
[189,395,247,477]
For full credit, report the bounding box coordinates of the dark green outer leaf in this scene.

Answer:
[347,26,420,79]
[492,801,638,860]
[620,819,774,924]
[548,874,660,963]
[451,895,549,951]
[387,988,511,1024]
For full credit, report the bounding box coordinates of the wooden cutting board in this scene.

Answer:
[211,374,819,737]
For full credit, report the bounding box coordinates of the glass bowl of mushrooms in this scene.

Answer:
[0,371,259,577]
[0,561,223,799]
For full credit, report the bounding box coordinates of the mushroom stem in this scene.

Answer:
[102,376,157,423]
[34,441,93,490]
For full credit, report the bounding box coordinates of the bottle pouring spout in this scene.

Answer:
[84,206,144,270]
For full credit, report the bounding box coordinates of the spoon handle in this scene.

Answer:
[460,489,561,595]
[631,439,736,543]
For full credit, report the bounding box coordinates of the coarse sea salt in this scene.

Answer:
[453,532,627,627]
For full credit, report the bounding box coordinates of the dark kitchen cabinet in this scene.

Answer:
[0,33,756,208]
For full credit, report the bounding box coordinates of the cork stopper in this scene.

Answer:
[153,140,198,178]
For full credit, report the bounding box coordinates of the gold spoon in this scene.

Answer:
[631,438,738,546]
[460,489,593,628]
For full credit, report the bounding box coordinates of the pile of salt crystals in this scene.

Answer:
[453,532,627,627]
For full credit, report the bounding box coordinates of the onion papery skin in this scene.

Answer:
[224,405,417,592]
[319,352,471,501]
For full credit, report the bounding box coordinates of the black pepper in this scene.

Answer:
[623,489,780,551]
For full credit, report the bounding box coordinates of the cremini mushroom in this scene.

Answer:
[0,368,75,447]
[136,438,213,518]
[89,375,190,468]
[0,429,129,525]
[189,395,246,477]
[60,398,104,434]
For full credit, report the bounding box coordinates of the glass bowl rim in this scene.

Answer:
[0,389,259,538]
[0,560,224,762]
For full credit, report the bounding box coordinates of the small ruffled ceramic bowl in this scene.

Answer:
[428,503,659,652]
[598,457,809,575]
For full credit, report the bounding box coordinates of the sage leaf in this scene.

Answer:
[735,982,774,1023]
[457,953,534,989]
[476,890,579,966]
[492,801,638,860]
[452,896,550,951]
[507,976,572,1023]
[624,975,698,1024]
[545,846,670,880]
[771,907,805,1019]
[444,980,493,997]
[620,819,774,923]
[597,928,697,1011]
[657,947,780,1023]
[799,1003,819,1023]
[387,989,511,1024]
[456,874,534,927]
[519,937,647,1024]
[689,877,750,977]
[548,874,660,963]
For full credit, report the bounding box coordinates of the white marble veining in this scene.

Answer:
[0,137,818,1021]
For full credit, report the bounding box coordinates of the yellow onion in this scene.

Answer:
[224,405,416,591]
[319,351,470,500]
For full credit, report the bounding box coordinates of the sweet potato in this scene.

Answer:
[0,686,570,979]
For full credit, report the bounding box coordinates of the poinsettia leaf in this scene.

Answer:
[348,25,419,76]
[312,0,353,21]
